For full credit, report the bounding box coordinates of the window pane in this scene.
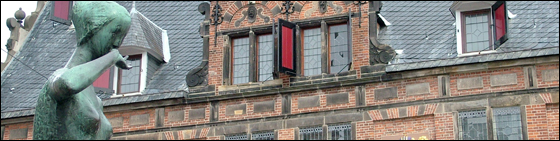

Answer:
[120,56,141,94]
[225,133,248,140]
[458,110,488,140]
[252,131,275,140]
[329,24,349,74]
[493,107,523,140]
[303,28,322,76]
[258,35,274,82]
[465,13,490,52]
[300,126,323,140]
[328,123,351,140]
[233,37,250,84]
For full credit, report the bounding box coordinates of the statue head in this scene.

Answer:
[72,1,131,59]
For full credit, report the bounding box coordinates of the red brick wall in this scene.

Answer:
[547,103,559,140]
[291,86,356,114]
[218,95,282,121]
[2,122,33,140]
[365,76,439,106]
[164,102,210,127]
[105,108,156,133]
[371,115,436,140]
[536,63,560,88]
[355,120,375,140]
[434,113,454,140]
[525,104,549,140]
[450,67,526,96]
[277,128,295,140]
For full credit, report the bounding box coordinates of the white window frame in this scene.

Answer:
[111,52,147,97]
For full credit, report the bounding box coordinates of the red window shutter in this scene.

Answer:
[54,1,70,20]
[282,26,294,70]
[93,67,114,94]
[278,19,297,76]
[93,69,111,89]
[492,1,508,47]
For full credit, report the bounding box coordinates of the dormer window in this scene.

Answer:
[50,1,73,25]
[450,1,509,55]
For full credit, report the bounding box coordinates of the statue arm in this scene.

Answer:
[49,49,128,100]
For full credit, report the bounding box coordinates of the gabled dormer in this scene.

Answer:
[450,1,510,56]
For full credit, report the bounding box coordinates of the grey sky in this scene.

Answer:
[1,1,37,63]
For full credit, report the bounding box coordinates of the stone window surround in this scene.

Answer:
[451,102,530,140]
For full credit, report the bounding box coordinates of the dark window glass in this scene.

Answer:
[329,24,349,74]
[493,107,523,140]
[225,133,248,140]
[258,35,274,82]
[458,110,488,140]
[303,28,322,76]
[252,131,274,140]
[299,126,323,140]
[328,123,351,140]
[233,37,250,84]
[119,55,142,94]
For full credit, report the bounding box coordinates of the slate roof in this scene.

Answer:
[1,1,206,113]
[1,1,558,117]
[378,1,559,64]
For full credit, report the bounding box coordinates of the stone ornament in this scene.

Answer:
[33,1,132,140]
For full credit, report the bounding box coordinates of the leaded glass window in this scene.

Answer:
[119,55,142,94]
[328,123,351,140]
[303,28,322,76]
[329,24,349,74]
[464,11,491,52]
[458,110,488,140]
[258,34,274,82]
[299,126,323,140]
[225,133,248,140]
[252,131,274,140]
[233,37,250,84]
[492,107,523,140]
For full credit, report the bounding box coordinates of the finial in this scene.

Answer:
[15,8,26,24]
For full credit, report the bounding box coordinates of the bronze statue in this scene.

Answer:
[33,1,131,140]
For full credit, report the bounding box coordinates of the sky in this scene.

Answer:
[1,1,37,63]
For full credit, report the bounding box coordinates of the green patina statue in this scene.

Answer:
[33,1,131,140]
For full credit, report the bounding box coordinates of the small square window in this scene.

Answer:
[50,1,73,25]
[252,131,274,140]
[458,109,488,140]
[118,55,142,94]
[327,123,352,140]
[492,107,523,140]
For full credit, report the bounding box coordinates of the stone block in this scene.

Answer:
[457,77,483,90]
[182,130,193,139]
[444,99,488,112]
[130,114,150,126]
[406,83,430,96]
[324,113,362,124]
[380,110,388,120]
[226,104,246,116]
[168,110,185,122]
[110,136,125,140]
[126,133,161,140]
[155,108,164,127]
[542,69,559,82]
[250,121,283,132]
[9,128,27,139]
[326,93,349,106]
[286,117,324,128]
[374,87,398,100]
[298,96,320,109]
[490,73,518,87]
[189,108,206,120]
[109,117,124,128]
[417,105,426,116]
[356,86,366,106]
[398,107,407,118]
[253,100,275,113]
[214,124,247,135]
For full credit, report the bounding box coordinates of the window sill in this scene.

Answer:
[458,50,497,57]
[218,79,283,95]
[111,92,142,98]
[290,70,357,87]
